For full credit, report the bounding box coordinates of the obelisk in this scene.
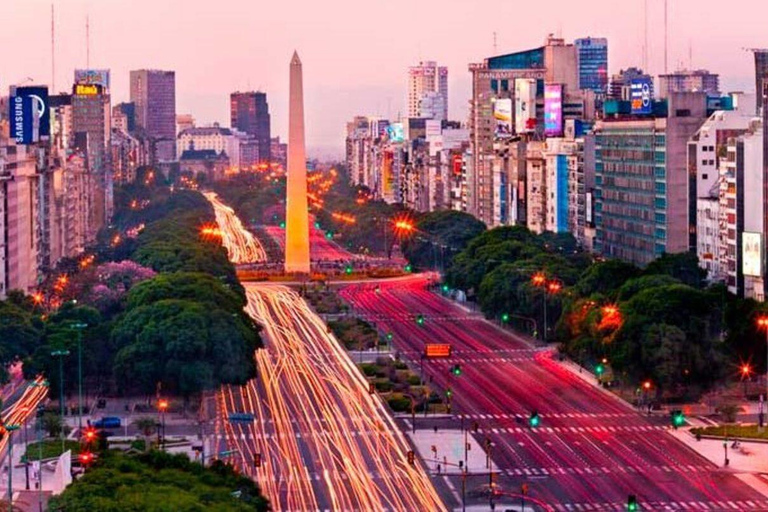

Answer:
[284,51,311,273]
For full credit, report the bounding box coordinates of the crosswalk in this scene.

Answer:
[552,501,768,511]
[465,411,642,420]
[500,463,712,477]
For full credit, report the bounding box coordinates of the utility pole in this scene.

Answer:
[51,349,70,452]
[71,322,88,435]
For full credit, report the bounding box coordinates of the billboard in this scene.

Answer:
[386,123,405,143]
[74,69,111,89]
[630,78,652,114]
[493,98,513,139]
[514,78,536,134]
[9,86,49,144]
[425,119,441,139]
[743,232,763,277]
[544,84,563,137]
[74,84,102,96]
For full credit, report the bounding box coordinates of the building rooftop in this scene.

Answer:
[179,149,228,161]
[178,127,233,137]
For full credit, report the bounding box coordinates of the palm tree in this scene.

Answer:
[133,417,157,451]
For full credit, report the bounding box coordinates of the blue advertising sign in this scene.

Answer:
[386,123,405,143]
[9,86,49,144]
[630,78,652,115]
[544,84,563,137]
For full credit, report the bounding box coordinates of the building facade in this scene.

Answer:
[408,61,449,121]
[658,70,720,99]
[230,92,271,163]
[130,70,176,162]
[575,37,608,94]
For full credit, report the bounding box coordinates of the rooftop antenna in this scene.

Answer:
[493,32,497,54]
[664,0,669,74]
[51,3,55,92]
[689,39,693,70]
[642,0,648,70]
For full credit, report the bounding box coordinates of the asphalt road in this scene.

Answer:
[340,276,768,511]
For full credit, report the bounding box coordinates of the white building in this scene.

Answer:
[407,61,448,120]
[177,125,239,169]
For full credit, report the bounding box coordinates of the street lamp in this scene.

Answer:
[5,423,19,512]
[158,399,169,450]
[740,363,753,397]
[50,349,70,452]
[757,316,768,429]
[69,322,88,435]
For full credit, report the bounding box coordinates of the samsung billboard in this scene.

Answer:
[630,78,653,115]
[493,98,513,139]
[9,86,50,145]
[544,84,563,137]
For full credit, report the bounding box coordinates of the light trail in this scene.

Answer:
[218,285,445,511]
[203,191,268,263]
[0,376,49,457]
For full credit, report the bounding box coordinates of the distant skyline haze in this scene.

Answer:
[4,0,766,158]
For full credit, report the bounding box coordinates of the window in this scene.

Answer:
[702,174,708,180]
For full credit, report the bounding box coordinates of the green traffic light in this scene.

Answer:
[441,284,449,292]
[345,266,353,275]
[405,264,413,273]
[416,315,424,325]
[325,231,333,239]
[452,365,462,376]
[279,221,286,228]
[529,412,540,427]
[314,222,321,229]
[386,332,393,341]
[446,389,452,397]
[595,364,604,375]
[501,313,510,322]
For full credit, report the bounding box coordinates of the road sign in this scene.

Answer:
[228,412,255,424]
[424,343,452,358]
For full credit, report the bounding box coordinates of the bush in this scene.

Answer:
[387,395,412,412]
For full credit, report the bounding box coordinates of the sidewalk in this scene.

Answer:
[669,428,768,475]
[403,421,496,476]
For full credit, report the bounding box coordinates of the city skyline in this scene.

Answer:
[4,0,766,158]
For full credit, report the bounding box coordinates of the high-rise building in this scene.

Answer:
[72,77,112,233]
[468,34,579,227]
[574,37,608,94]
[658,69,720,99]
[593,93,709,266]
[408,61,449,121]
[752,49,768,115]
[230,92,271,163]
[608,67,653,101]
[130,70,176,162]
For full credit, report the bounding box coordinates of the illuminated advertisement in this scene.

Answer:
[74,69,111,89]
[743,232,763,277]
[74,84,102,96]
[387,123,405,143]
[382,150,394,197]
[544,84,563,137]
[493,98,513,139]
[452,154,463,176]
[9,86,49,144]
[630,78,652,114]
[514,78,536,134]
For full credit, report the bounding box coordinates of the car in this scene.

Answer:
[92,417,121,429]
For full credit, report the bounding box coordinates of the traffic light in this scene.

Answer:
[314,221,321,229]
[529,410,540,428]
[325,231,334,240]
[501,313,510,323]
[416,314,425,326]
[386,332,393,341]
[451,364,462,376]
[368,382,375,394]
[446,388,452,398]
[407,450,415,466]
[404,264,413,273]
[595,364,604,376]
[82,427,97,445]
[279,221,286,229]
[79,452,94,466]
[345,265,353,275]
[441,284,449,292]
[254,453,262,468]
[627,494,638,511]
[671,410,685,429]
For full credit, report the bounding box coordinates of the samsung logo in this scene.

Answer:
[13,96,23,143]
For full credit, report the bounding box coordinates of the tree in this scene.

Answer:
[644,252,707,288]
[133,417,158,451]
[401,210,486,270]
[42,412,69,438]
[574,259,641,298]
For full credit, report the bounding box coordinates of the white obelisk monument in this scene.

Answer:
[284,51,311,273]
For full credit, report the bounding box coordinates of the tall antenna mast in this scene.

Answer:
[51,3,55,92]
[642,0,648,70]
[493,32,497,54]
[86,14,90,69]
[689,40,693,70]
[664,0,669,74]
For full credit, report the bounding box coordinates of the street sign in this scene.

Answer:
[424,343,452,359]
[228,413,255,424]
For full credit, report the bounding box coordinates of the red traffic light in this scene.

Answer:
[79,452,94,465]
[83,427,97,443]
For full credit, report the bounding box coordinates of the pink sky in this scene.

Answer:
[4,0,766,158]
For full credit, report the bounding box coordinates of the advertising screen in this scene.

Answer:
[493,98,513,139]
[74,69,111,89]
[514,78,536,134]
[74,84,102,96]
[743,232,763,277]
[630,78,653,114]
[544,84,563,137]
[9,86,49,144]
[386,123,405,143]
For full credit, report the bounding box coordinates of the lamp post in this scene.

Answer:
[5,423,19,512]
[51,349,70,452]
[757,316,768,430]
[70,322,88,435]
[158,399,169,450]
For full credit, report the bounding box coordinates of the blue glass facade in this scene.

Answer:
[556,155,569,233]
[488,48,545,70]
[575,38,608,94]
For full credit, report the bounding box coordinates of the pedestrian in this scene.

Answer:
[434,425,438,433]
